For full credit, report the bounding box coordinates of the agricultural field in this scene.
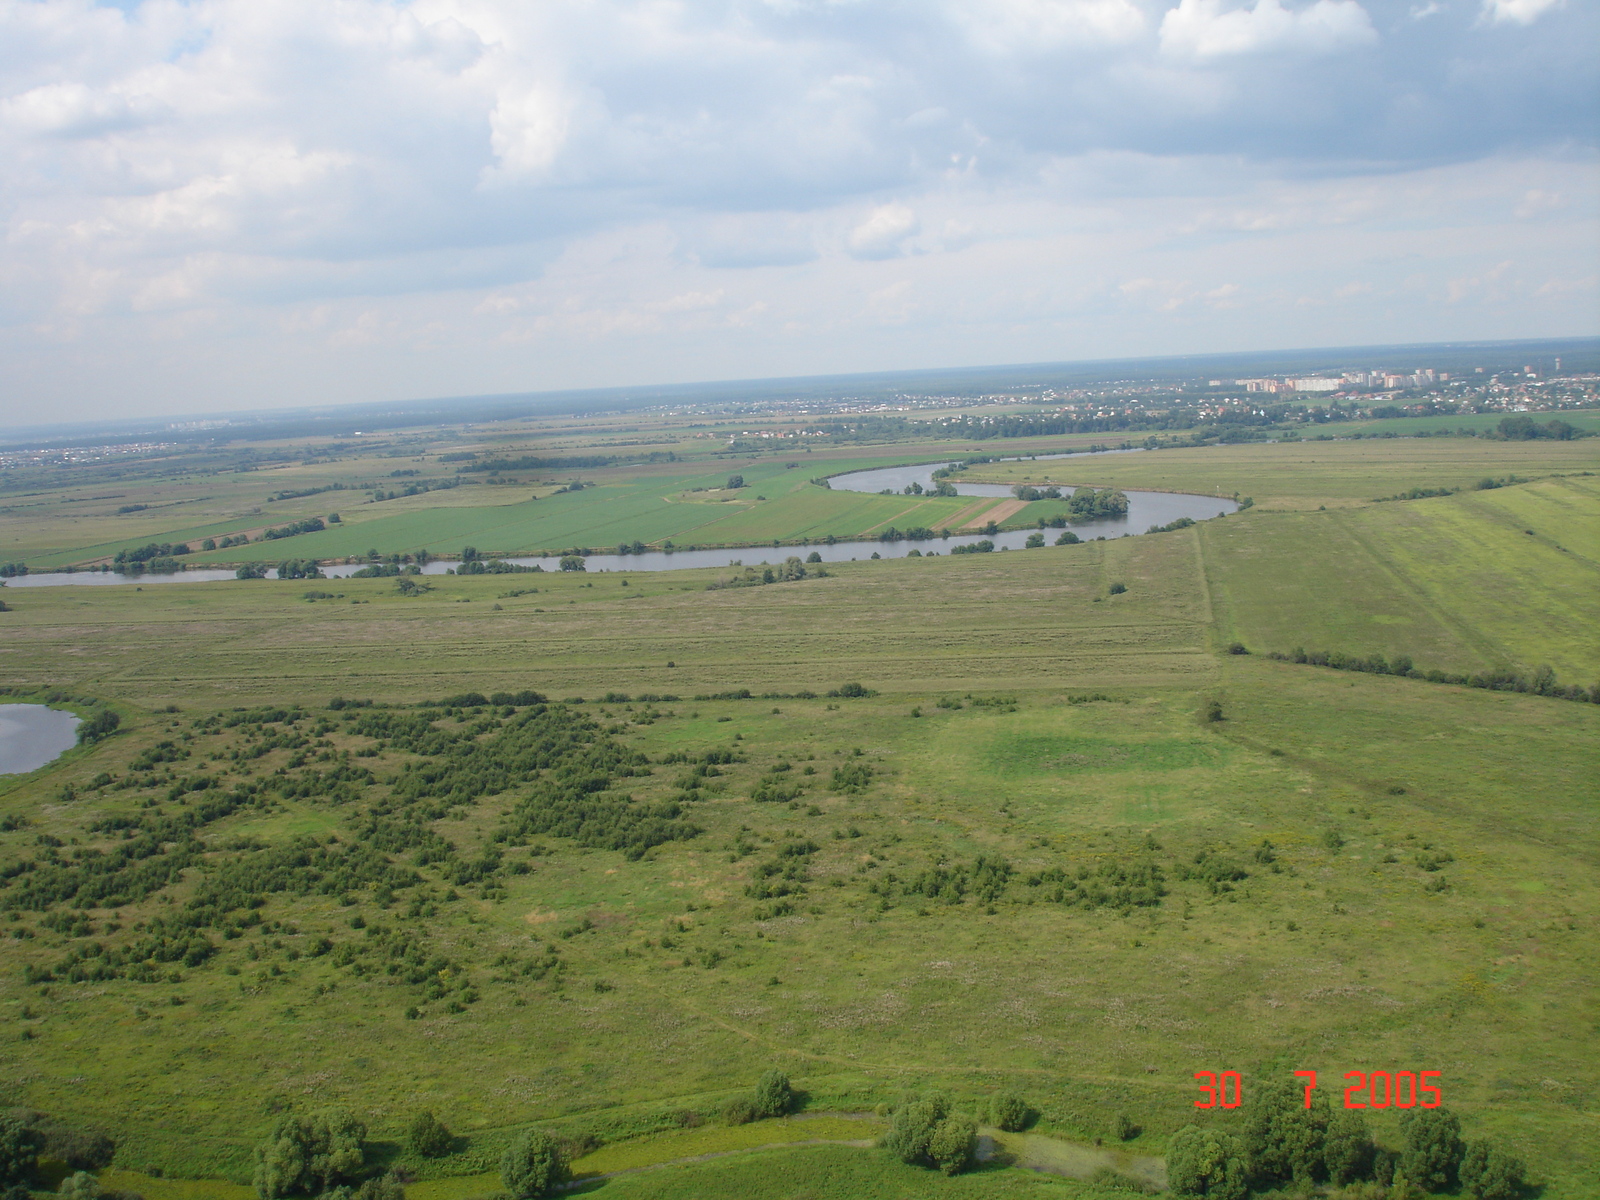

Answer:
[0,426,1596,1199]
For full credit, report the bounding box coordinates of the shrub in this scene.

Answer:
[76,710,121,745]
[1113,1112,1138,1142]
[406,1111,452,1159]
[1204,700,1224,722]
[882,1094,949,1167]
[1242,1074,1329,1187]
[0,1118,43,1187]
[1166,1126,1248,1199]
[253,1111,367,1200]
[721,1096,759,1126]
[58,1173,98,1200]
[752,1070,793,1118]
[1323,1110,1374,1185]
[1399,1107,1463,1192]
[989,1092,1030,1132]
[500,1130,568,1200]
[1459,1139,1525,1200]
[927,1116,977,1176]
[1108,581,1127,594]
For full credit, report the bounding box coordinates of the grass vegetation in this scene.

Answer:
[0,425,1595,1199]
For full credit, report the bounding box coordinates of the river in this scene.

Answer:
[4,452,1234,586]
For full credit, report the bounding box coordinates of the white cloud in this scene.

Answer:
[0,0,1592,420]
[1159,0,1378,58]
[1479,0,1564,24]
[846,204,920,259]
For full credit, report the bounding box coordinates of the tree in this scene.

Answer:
[253,1112,367,1200]
[500,1130,568,1200]
[1166,1126,1248,1199]
[882,1094,949,1167]
[1243,1075,1329,1187]
[806,551,823,564]
[1399,1107,1463,1192]
[407,1111,452,1159]
[76,709,121,745]
[927,1116,977,1176]
[752,1070,793,1118]
[1459,1139,1525,1200]
[0,1116,42,1187]
[726,475,745,489]
[353,1176,404,1200]
[58,1173,98,1200]
[1322,1110,1374,1185]
[558,556,586,572]
[1054,531,1080,545]
[989,1092,1030,1132]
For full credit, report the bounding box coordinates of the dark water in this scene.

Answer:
[0,704,81,775]
[4,452,1235,586]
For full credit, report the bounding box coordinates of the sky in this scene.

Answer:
[1,0,1596,425]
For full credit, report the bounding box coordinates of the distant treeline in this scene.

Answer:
[1267,647,1599,705]
[459,452,676,474]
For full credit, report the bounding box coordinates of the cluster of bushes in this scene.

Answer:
[1147,516,1196,533]
[949,539,994,555]
[262,517,326,541]
[1066,486,1130,518]
[1495,415,1578,440]
[0,1111,122,1200]
[75,709,120,745]
[1269,647,1599,704]
[1169,1082,1525,1200]
[235,560,324,580]
[707,557,827,590]
[877,525,942,542]
[1,562,29,577]
[112,543,190,572]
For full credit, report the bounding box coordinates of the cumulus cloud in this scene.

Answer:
[0,0,1593,419]
[1479,0,1564,24]
[1159,0,1378,58]
[847,204,920,259]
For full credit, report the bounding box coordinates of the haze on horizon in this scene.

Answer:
[1,0,1596,426]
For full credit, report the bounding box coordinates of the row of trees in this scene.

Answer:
[1169,1085,1525,1200]
[1269,647,1600,705]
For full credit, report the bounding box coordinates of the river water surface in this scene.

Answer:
[4,452,1235,586]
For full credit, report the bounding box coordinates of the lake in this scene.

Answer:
[0,704,81,775]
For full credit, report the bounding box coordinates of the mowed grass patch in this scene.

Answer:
[985,732,1221,777]
[1201,476,1600,679]
[569,1114,880,1175]
[961,436,1600,510]
[578,1143,1095,1199]
[0,535,1215,708]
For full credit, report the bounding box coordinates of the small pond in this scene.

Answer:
[0,704,81,775]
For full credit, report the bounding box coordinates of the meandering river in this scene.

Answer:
[4,452,1235,587]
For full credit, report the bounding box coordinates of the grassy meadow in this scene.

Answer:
[0,430,1596,1199]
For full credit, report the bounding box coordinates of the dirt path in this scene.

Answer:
[963,498,1026,529]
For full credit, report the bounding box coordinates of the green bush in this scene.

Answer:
[721,1096,759,1126]
[500,1130,568,1200]
[926,1116,977,1176]
[1459,1139,1525,1200]
[252,1111,366,1200]
[1242,1075,1330,1187]
[989,1092,1030,1132]
[752,1070,793,1118]
[1399,1107,1463,1192]
[881,1094,949,1167]
[406,1111,452,1158]
[1166,1126,1247,1199]
[1322,1110,1374,1185]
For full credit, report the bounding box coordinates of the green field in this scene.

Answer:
[0,426,1596,1200]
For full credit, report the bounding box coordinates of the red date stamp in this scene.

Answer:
[1195,1069,1442,1109]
